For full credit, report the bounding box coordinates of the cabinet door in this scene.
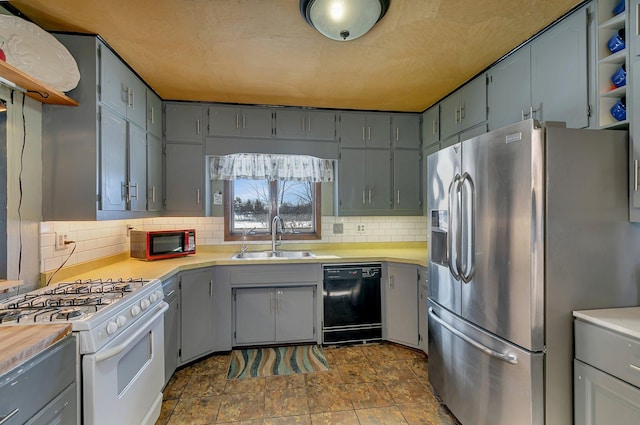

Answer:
[366,149,392,212]
[128,123,147,212]
[276,286,316,342]
[531,8,588,128]
[164,287,180,385]
[338,148,366,212]
[275,109,306,139]
[460,74,487,131]
[125,71,146,128]
[146,89,162,137]
[99,44,128,118]
[574,360,640,424]
[164,143,204,214]
[440,92,461,140]
[147,132,162,211]
[367,114,391,148]
[180,269,215,363]
[487,47,532,131]
[393,149,421,214]
[240,107,272,138]
[418,267,428,354]
[307,110,336,140]
[234,287,276,344]
[165,103,204,143]
[393,114,421,149]
[386,264,419,347]
[100,107,127,211]
[422,105,440,147]
[340,112,367,148]
[208,105,240,137]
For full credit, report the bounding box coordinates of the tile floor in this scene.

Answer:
[156,342,460,425]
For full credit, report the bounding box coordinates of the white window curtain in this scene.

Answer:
[210,153,335,182]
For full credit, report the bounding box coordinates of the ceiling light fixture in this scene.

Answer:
[300,0,390,41]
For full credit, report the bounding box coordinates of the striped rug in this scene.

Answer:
[227,345,329,379]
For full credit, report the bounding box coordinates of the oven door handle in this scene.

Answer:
[95,302,168,363]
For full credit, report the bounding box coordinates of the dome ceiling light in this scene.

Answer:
[300,0,391,41]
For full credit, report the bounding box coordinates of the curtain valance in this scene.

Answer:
[210,153,335,182]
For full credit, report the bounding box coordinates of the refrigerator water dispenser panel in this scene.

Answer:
[431,210,448,267]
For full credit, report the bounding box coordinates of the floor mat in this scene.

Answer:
[227,344,329,379]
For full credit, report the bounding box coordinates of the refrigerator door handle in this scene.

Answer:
[458,173,475,283]
[447,175,462,280]
[428,307,519,365]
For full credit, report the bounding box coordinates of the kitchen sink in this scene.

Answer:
[231,250,316,260]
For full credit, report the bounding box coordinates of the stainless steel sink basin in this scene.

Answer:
[231,250,316,260]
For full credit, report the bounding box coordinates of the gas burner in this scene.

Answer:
[55,308,84,320]
[0,309,23,323]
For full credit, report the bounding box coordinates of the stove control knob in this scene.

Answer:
[140,299,150,310]
[155,290,164,300]
[149,293,158,303]
[116,315,126,327]
[131,305,141,317]
[106,321,118,335]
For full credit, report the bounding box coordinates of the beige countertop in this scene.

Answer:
[573,307,640,340]
[0,324,72,376]
[44,243,428,284]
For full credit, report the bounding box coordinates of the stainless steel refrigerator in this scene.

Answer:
[426,119,640,425]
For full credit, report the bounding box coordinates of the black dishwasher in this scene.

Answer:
[322,264,382,344]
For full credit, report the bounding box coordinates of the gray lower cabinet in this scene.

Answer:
[574,317,640,424]
[233,286,317,345]
[339,148,391,215]
[42,34,158,220]
[0,335,77,425]
[179,268,215,365]
[385,263,420,348]
[163,276,180,385]
[488,6,589,130]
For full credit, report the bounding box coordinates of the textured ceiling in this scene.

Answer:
[10,0,583,112]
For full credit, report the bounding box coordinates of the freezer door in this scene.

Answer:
[460,120,545,351]
[428,300,544,425]
[426,143,462,315]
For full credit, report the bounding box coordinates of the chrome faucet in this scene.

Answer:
[271,215,283,254]
[241,227,256,254]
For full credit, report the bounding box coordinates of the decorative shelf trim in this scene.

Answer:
[0,60,78,106]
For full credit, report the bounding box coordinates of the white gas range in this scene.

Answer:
[0,278,168,425]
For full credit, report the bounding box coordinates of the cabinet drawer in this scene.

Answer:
[575,319,640,387]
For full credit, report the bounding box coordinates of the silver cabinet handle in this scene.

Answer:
[165,290,175,298]
[630,364,640,372]
[242,114,246,129]
[308,116,311,133]
[362,127,365,141]
[209,280,212,296]
[460,104,465,120]
[429,307,518,364]
[151,106,155,124]
[362,190,366,205]
[0,408,19,424]
[433,119,438,135]
[129,182,139,200]
[151,186,156,203]
[635,159,638,192]
[269,290,275,314]
[276,290,283,314]
[396,127,400,141]
[196,119,201,135]
[197,189,201,204]
[128,88,134,108]
[236,113,239,129]
[368,127,371,140]
[397,189,400,205]
[368,190,372,204]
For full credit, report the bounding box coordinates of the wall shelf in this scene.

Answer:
[0,60,78,106]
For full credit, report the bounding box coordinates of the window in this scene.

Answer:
[224,179,321,241]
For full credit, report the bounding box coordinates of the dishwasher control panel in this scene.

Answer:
[323,264,381,280]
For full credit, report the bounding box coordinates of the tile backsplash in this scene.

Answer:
[40,216,427,273]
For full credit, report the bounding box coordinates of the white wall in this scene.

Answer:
[40,215,427,273]
[3,88,42,291]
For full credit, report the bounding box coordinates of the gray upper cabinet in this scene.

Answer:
[274,109,336,140]
[531,7,589,128]
[164,143,204,215]
[487,47,532,131]
[340,112,391,148]
[146,89,162,138]
[392,114,421,149]
[147,132,163,212]
[393,149,422,215]
[208,105,273,138]
[488,6,589,131]
[42,34,159,220]
[100,45,146,128]
[422,105,440,148]
[440,74,487,140]
[165,103,204,144]
[339,148,391,215]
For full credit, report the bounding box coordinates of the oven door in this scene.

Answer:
[82,302,168,425]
